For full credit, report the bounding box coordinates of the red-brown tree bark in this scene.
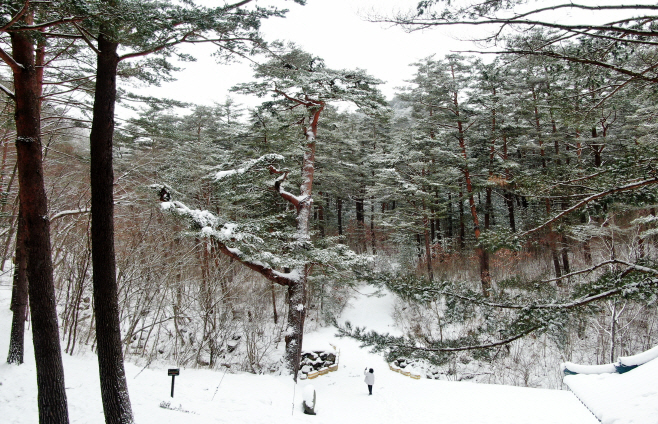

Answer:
[9,21,70,424]
[88,29,134,424]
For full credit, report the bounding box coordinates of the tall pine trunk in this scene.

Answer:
[355,192,365,252]
[453,72,491,296]
[370,197,376,254]
[502,135,516,232]
[458,191,465,249]
[447,193,454,239]
[7,29,46,366]
[336,197,343,235]
[89,30,134,424]
[317,191,325,237]
[284,117,322,380]
[421,189,434,281]
[10,25,69,423]
[533,87,561,278]
[284,270,307,381]
[485,86,496,232]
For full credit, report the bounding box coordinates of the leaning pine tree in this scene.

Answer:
[162,46,387,379]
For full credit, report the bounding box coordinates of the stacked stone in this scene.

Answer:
[299,349,339,380]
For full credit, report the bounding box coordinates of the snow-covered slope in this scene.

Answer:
[0,282,597,424]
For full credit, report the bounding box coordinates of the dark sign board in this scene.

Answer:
[168,368,180,398]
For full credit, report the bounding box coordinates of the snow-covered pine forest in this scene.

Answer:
[2,1,658,423]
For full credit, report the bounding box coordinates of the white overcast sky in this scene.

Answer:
[134,0,476,110]
[131,0,641,112]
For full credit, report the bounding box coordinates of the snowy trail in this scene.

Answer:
[0,283,598,423]
[297,286,597,424]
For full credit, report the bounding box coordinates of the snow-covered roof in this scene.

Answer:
[562,346,658,424]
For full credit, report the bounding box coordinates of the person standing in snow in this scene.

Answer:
[364,367,374,395]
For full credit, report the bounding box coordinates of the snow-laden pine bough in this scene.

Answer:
[337,259,658,364]
[159,192,369,379]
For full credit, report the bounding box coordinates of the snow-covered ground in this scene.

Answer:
[564,351,658,424]
[0,282,598,423]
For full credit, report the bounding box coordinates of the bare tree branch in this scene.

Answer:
[269,165,300,208]
[72,22,100,55]
[118,36,187,61]
[117,33,259,61]
[505,3,658,22]
[389,17,658,39]
[224,0,254,11]
[274,89,318,107]
[542,259,625,283]
[457,49,658,83]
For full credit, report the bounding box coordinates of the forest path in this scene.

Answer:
[297,285,599,424]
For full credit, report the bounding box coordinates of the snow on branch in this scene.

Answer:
[50,208,90,222]
[336,319,540,354]
[391,326,541,353]
[7,16,87,33]
[388,2,658,40]
[160,200,298,286]
[349,260,658,355]
[632,215,658,226]
[542,259,658,284]
[0,46,22,74]
[521,177,658,238]
[214,153,284,180]
[378,259,658,311]
[161,201,221,229]
[0,82,15,100]
[470,277,658,310]
[212,239,297,286]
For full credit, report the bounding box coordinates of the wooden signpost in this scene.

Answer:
[168,368,180,398]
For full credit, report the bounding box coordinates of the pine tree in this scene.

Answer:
[165,46,386,378]
[1,3,75,422]
[75,1,303,421]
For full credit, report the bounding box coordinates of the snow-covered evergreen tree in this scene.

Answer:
[163,46,387,378]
